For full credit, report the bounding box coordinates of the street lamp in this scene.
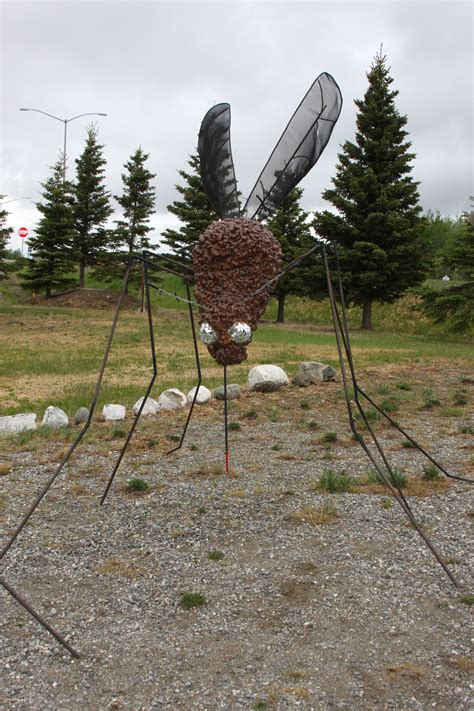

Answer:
[19,108,107,182]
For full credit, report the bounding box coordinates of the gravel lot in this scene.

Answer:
[1,376,473,710]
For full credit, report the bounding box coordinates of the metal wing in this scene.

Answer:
[244,73,343,221]
[198,103,241,219]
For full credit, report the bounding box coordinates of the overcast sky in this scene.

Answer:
[1,0,472,251]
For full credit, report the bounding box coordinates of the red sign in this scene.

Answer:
[18,227,28,238]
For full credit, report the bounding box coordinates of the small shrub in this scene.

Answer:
[367,468,407,488]
[380,398,400,413]
[396,382,412,391]
[127,478,150,493]
[307,420,318,431]
[197,506,207,514]
[299,400,310,410]
[228,421,241,431]
[271,444,281,451]
[402,439,416,449]
[180,592,206,609]
[382,498,393,509]
[112,426,126,439]
[423,465,442,481]
[167,434,181,442]
[190,444,199,451]
[269,407,280,422]
[322,431,338,443]
[460,373,474,384]
[316,469,356,493]
[460,425,474,435]
[242,410,258,420]
[147,438,158,448]
[422,388,441,409]
[453,391,468,406]
[375,384,390,395]
[208,550,225,561]
[354,409,380,423]
[459,594,474,606]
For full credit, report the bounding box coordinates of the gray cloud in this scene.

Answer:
[1,0,472,251]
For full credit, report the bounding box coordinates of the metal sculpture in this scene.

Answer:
[2,73,472,658]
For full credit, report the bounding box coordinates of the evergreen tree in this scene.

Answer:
[21,159,76,297]
[267,187,316,323]
[96,147,156,289]
[421,211,465,277]
[314,50,427,329]
[73,124,112,287]
[419,203,474,332]
[162,153,217,255]
[0,197,14,280]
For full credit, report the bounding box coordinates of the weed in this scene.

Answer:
[322,431,338,443]
[147,439,158,448]
[197,506,207,514]
[354,409,380,423]
[269,407,280,422]
[459,594,474,606]
[228,421,241,431]
[242,410,258,419]
[382,498,393,509]
[190,444,199,451]
[423,465,442,481]
[253,702,268,710]
[402,439,416,449]
[439,407,463,417]
[460,425,474,435]
[299,400,310,410]
[188,464,225,478]
[112,426,126,439]
[127,478,150,493]
[422,388,441,409]
[179,592,206,609]
[307,420,319,431]
[375,384,390,395]
[453,391,468,406]
[290,500,338,526]
[396,382,412,391]
[460,373,474,384]
[367,468,407,488]
[315,469,356,493]
[380,397,400,413]
[208,550,225,561]
[167,434,181,442]
[271,444,281,451]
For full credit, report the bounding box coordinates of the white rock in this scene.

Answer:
[133,396,160,416]
[248,364,289,392]
[158,388,187,410]
[187,385,212,405]
[41,406,68,429]
[103,404,126,421]
[0,413,37,435]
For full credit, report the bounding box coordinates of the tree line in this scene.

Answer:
[1,51,472,331]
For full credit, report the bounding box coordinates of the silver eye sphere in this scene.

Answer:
[228,322,252,344]
[199,322,218,345]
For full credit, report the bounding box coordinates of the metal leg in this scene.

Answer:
[1,263,132,560]
[100,258,157,505]
[166,281,202,455]
[322,246,460,587]
[224,365,229,474]
[1,575,80,658]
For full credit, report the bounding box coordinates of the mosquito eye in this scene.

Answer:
[228,322,252,344]
[199,322,218,345]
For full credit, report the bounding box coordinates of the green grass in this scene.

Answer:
[179,593,206,609]
[127,478,150,493]
[313,469,356,493]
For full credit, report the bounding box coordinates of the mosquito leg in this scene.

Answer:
[0,263,132,560]
[224,364,229,474]
[322,246,460,587]
[166,281,202,455]
[1,575,80,658]
[100,258,157,505]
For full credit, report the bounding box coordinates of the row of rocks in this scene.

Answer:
[0,362,335,434]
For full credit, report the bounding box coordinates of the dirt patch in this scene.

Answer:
[29,288,141,309]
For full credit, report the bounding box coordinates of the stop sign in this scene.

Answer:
[18,227,28,238]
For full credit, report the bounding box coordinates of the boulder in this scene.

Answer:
[41,406,69,429]
[248,364,289,393]
[103,404,126,421]
[214,384,241,400]
[133,396,160,416]
[0,413,37,435]
[292,361,336,387]
[158,388,187,410]
[187,385,212,405]
[74,407,89,425]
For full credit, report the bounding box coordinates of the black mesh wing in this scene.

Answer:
[244,73,343,221]
[198,103,241,219]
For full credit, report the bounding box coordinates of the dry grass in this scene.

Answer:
[386,663,427,679]
[0,462,12,476]
[288,502,338,526]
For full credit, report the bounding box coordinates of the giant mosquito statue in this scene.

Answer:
[2,73,472,658]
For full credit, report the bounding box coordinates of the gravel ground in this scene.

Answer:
[1,380,473,710]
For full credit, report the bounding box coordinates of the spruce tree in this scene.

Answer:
[73,124,112,287]
[0,197,14,280]
[22,159,76,297]
[314,50,427,329]
[267,187,316,323]
[420,203,474,332]
[162,153,217,255]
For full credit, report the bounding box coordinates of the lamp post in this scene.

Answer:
[19,109,107,182]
